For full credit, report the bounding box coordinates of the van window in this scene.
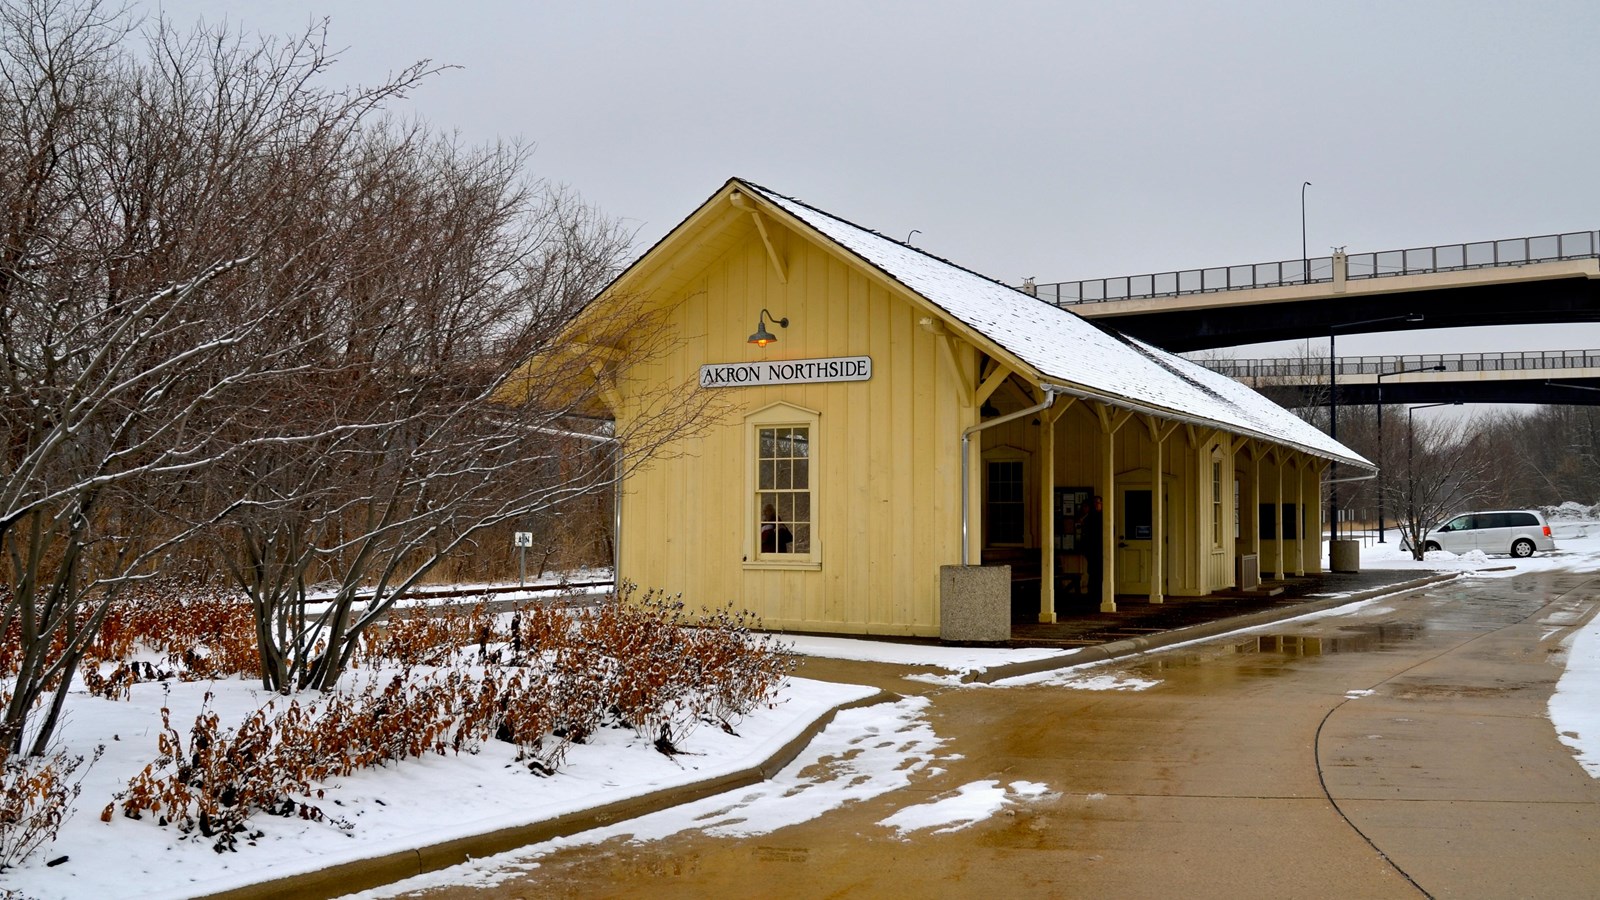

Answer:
[1444,515,1475,531]
[1508,512,1538,527]
[1478,513,1508,529]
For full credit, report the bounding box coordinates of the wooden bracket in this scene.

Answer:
[731,190,787,284]
[588,359,624,415]
[1044,395,1076,424]
[975,364,1013,408]
[1096,403,1134,435]
[936,333,976,408]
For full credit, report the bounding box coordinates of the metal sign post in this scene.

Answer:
[513,532,533,587]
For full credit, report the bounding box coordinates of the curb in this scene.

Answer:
[967,571,1461,684]
[194,689,900,900]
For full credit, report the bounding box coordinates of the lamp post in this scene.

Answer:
[1327,312,1424,543]
[1405,401,1462,551]
[1375,363,1447,542]
[1301,181,1312,285]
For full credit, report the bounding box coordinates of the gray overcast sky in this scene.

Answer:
[153,0,1600,358]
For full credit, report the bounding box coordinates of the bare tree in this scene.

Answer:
[189,106,714,693]
[1388,415,1496,560]
[0,0,435,753]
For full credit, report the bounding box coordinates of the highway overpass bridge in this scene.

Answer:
[1200,348,1600,407]
[1033,230,1600,351]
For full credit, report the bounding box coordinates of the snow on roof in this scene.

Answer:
[738,180,1370,468]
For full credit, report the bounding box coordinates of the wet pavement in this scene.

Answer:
[372,571,1600,900]
[1012,568,1459,647]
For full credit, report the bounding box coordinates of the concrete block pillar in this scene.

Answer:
[940,565,1011,644]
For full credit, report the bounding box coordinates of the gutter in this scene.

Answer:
[961,387,1057,565]
[1323,470,1379,485]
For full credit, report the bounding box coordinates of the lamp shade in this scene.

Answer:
[748,309,787,346]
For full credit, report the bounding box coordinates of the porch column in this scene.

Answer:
[1274,452,1286,581]
[1102,418,1118,613]
[1307,461,1329,573]
[1293,455,1307,577]
[1038,403,1057,624]
[1250,444,1262,560]
[1149,423,1168,604]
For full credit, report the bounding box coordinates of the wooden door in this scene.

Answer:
[1116,487,1153,595]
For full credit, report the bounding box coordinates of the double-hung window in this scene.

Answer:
[747,403,819,567]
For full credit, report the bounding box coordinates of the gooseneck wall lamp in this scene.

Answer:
[748,308,789,347]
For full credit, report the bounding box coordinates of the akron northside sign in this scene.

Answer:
[699,356,872,388]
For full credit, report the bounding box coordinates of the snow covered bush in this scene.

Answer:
[0,737,100,871]
[96,589,794,852]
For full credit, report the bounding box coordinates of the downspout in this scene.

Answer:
[1323,471,1378,485]
[961,387,1057,565]
[613,448,622,592]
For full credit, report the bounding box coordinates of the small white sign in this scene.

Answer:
[513,532,533,547]
[699,355,872,389]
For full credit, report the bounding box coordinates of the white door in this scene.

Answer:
[1116,487,1153,595]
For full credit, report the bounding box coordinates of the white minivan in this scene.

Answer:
[1410,510,1556,558]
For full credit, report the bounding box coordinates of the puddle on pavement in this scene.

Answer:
[1240,623,1423,657]
[1135,623,1425,676]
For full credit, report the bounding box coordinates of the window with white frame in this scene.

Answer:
[1212,458,1224,548]
[982,446,1029,547]
[1233,477,1241,540]
[987,460,1025,545]
[747,403,818,565]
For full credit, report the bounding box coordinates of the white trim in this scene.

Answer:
[744,402,821,569]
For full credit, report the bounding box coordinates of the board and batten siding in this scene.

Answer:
[614,223,969,636]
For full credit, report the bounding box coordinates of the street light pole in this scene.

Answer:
[1375,363,1447,542]
[1327,313,1424,547]
[1329,329,1338,541]
[1301,181,1312,285]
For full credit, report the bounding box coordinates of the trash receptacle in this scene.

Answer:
[1330,539,1361,573]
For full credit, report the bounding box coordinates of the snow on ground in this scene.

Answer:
[876,779,1048,837]
[9,527,1600,900]
[783,634,1073,672]
[351,696,960,896]
[2,675,875,900]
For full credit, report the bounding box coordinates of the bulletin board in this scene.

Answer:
[1054,486,1093,551]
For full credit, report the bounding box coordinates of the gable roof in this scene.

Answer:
[732,179,1371,469]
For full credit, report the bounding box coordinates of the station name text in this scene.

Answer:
[699,356,872,388]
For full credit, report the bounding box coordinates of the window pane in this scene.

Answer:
[992,507,1023,544]
[754,423,812,558]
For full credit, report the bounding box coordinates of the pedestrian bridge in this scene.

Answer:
[1032,230,1600,351]
[1199,348,1600,406]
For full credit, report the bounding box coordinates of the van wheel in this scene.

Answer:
[1511,539,1535,558]
[1424,541,1440,552]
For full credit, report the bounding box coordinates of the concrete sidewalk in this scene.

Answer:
[201,569,1457,900]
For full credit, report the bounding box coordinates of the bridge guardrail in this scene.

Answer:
[1036,230,1599,307]
[1201,349,1600,380]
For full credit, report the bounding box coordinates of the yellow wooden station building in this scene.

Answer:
[576,178,1371,641]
